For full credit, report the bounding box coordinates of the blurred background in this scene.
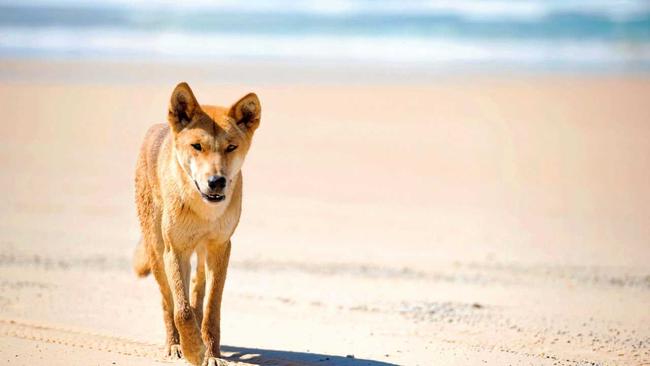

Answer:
[1,1,649,366]
[1,0,649,77]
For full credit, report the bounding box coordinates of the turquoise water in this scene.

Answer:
[1,0,649,71]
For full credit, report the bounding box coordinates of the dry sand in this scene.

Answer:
[0,61,649,365]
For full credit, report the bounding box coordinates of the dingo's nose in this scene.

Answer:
[207,175,227,190]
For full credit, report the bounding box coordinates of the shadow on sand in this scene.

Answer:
[222,345,398,366]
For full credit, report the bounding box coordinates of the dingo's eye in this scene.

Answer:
[191,143,202,151]
[225,144,238,153]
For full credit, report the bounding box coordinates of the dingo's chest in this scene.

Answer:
[163,174,242,249]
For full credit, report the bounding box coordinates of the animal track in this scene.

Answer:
[0,318,165,359]
[0,318,263,365]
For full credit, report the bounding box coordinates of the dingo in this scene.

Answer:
[133,82,261,366]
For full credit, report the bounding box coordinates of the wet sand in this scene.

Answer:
[0,60,649,365]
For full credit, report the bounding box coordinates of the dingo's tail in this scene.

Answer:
[133,238,151,277]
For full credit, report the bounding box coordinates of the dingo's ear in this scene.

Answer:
[229,93,261,132]
[168,82,199,133]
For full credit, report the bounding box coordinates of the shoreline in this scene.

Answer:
[1,58,649,86]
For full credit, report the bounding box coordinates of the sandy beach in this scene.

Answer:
[0,60,649,366]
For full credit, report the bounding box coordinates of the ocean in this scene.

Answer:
[1,0,649,72]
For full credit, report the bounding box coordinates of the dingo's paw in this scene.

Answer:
[180,340,205,366]
[203,356,228,366]
[165,343,182,359]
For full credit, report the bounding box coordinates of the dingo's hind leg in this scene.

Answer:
[135,176,180,359]
[145,223,181,359]
[151,251,181,359]
[191,244,207,326]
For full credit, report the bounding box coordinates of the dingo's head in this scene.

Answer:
[167,82,261,204]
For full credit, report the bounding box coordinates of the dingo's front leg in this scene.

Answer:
[201,240,231,365]
[163,246,205,365]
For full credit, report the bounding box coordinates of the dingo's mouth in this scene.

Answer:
[202,192,225,203]
[194,181,226,203]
